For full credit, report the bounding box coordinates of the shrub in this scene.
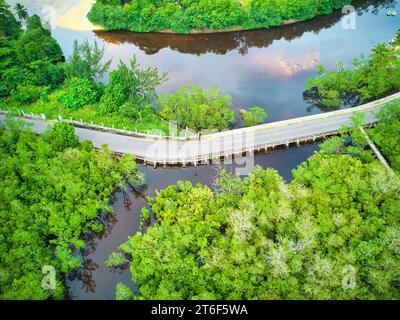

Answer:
[16,15,62,65]
[158,85,235,131]
[59,78,104,110]
[241,106,268,126]
[11,83,42,104]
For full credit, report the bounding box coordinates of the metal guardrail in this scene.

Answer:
[0,109,199,141]
[137,123,379,167]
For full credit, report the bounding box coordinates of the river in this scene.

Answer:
[54,0,399,299]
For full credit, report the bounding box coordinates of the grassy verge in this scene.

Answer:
[1,87,171,134]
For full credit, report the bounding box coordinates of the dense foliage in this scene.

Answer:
[0,0,21,39]
[0,4,170,133]
[0,120,143,299]
[241,106,268,126]
[370,100,400,172]
[88,0,352,33]
[0,2,65,101]
[0,4,244,134]
[97,57,167,121]
[108,102,400,300]
[158,85,236,131]
[305,33,400,108]
[59,77,104,110]
[65,39,112,82]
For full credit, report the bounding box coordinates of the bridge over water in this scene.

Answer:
[1,92,399,167]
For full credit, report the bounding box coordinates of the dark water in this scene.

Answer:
[66,144,320,300]
[62,0,399,299]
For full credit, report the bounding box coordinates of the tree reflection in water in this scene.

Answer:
[94,0,397,56]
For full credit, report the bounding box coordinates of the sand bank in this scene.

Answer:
[56,0,101,31]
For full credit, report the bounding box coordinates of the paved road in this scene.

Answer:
[1,92,399,165]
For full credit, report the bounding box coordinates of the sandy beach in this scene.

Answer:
[56,0,102,31]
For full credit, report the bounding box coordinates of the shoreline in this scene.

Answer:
[56,0,102,31]
[149,20,299,35]
[55,0,333,34]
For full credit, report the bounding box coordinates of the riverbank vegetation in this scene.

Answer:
[88,0,352,33]
[0,119,144,299]
[304,32,400,108]
[0,3,171,133]
[158,85,235,132]
[370,100,400,171]
[1,3,261,133]
[240,106,268,126]
[108,101,400,300]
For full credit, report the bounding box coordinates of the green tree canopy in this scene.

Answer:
[305,33,400,108]
[16,15,63,65]
[65,39,112,82]
[98,55,167,118]
[109,101,400,300]
[0,120,144,299]
[112,154,400,300]
[158,85,235,131]
[241,106,268,126]
[0,0,21,39]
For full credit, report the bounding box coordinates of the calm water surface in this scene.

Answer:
[62,0,399,299]
[66,144,320,300]
[53,0,399,122]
